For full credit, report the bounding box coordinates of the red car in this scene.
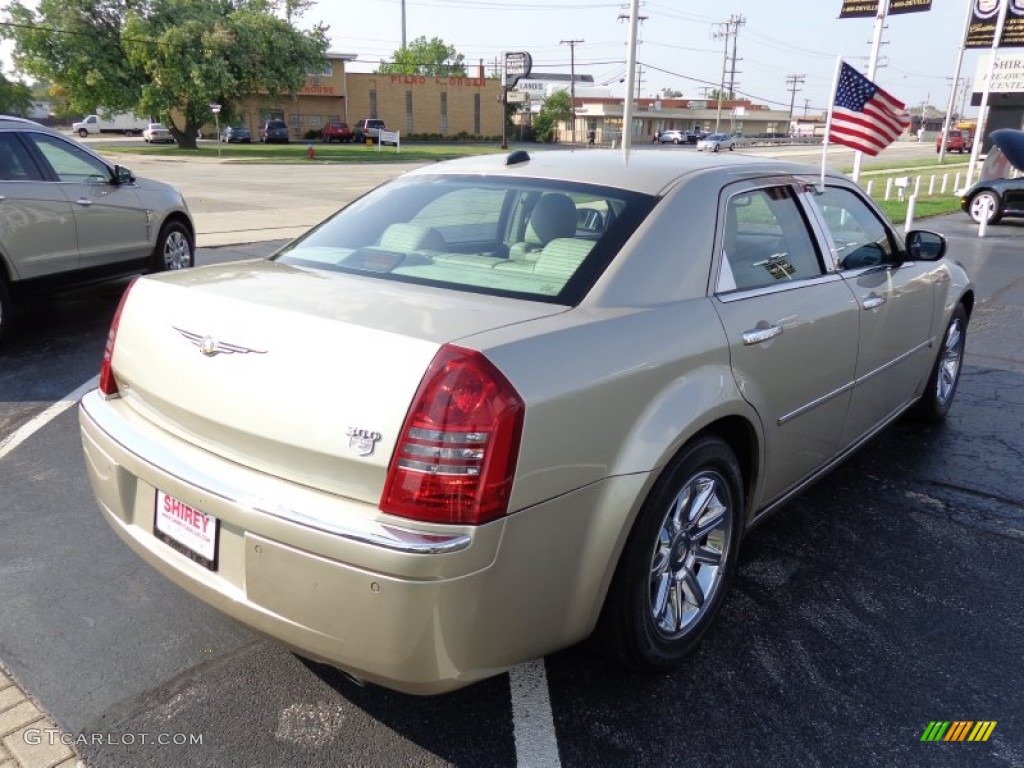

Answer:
[320,121,353,143]
[936,129,972,154]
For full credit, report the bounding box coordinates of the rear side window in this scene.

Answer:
[717,186,823,293]
[0,133,43,181]
[274,175,656,305]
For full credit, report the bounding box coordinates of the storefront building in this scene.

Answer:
[227,53,504,140]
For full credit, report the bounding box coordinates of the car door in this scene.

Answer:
[24,131,150,270]
[805,185,935,448]
[0,131,79,279]
[712,182,861,504]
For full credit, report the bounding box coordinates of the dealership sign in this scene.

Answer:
[839,0,931,18]
[966,0,1024,48]
[974,51,1024,91]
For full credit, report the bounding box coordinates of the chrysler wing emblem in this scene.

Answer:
[173,327,267,357]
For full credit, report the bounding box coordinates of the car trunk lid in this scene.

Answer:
[109,260,565,505]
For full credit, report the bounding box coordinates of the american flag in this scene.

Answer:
[829,62,911,156]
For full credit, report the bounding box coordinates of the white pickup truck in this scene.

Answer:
[72,112,150,137]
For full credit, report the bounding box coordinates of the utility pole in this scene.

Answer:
[786,74,805,130]
[561,39,584,144]
[726,14,745,97]
[803,98,811,118]
[401,0,406,48]
[711,20,731,133]
[618,4,648,136]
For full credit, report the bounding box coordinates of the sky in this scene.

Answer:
[315,0,981,116]
[0,0,984,117]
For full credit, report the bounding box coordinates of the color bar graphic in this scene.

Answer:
[920,721,997,742]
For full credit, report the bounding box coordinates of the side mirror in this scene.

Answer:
[905,230,946,261]
[113,165,135,185]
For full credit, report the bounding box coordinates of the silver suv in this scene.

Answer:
[0,116,194,343]
[353,118,386,143]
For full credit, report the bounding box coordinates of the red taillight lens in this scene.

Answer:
[381,345,525,525]
[98,278,137,397]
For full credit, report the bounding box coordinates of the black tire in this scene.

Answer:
[910,304,968,423]
[0,273,12,345]
[595,435,744,670]
[78,128,89,138]
[151,221,194,272]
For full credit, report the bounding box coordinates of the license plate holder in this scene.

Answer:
[154,490,219,571]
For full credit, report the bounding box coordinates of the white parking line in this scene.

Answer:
[0,376,98,460]
[510,659,562,767]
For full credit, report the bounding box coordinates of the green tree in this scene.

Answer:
[378,36,466,77]
[532,89,572,143]
[2,0,327,148]
[0,74,33,115]
[661,88,683,98]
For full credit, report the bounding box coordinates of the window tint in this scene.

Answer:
[274,175,655,305]
[0,133,43,181]
[26,133,110,183]
[717,186,823,293]
[814,186,897,270]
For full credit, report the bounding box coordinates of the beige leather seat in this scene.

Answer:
[509,193,577,263]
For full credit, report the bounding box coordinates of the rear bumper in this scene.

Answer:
[79,390,645,693]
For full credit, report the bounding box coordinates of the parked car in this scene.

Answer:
[260,120,290,144]
[936,129,972,154]
[320,121,353,143]
[353,118,386,143]
[697,133,736,152]
[80,149,972,695]
[658,130,687,144]
[961,128,1024,224]
[0,116,194,343]
[220,125,252,143]
[142,123,174,144]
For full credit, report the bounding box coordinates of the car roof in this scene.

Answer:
[400,149,832,196]
[0,116,62,135]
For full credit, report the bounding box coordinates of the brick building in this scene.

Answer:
[227,53,504,140]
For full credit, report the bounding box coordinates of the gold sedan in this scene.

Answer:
[79,150,973,693]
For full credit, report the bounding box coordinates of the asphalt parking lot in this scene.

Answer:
[0,153,1021,765]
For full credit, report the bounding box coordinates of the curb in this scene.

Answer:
[0,666,84,768]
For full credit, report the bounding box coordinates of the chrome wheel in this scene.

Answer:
[936,315,964,408]
[969,191,999,224]
[162,229,192,270]
[648,470,732,638]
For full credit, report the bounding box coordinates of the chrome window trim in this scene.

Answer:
[715,271,844,302]
[80,391,472,555]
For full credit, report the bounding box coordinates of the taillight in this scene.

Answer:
[381,345,524,525]
[98,278,138,397]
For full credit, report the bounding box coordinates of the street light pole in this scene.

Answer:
[560,39,583,144]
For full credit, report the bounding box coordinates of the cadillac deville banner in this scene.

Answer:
[839,0,931,18]
[965,0,1024,48]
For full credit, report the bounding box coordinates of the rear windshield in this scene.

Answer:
[268,121,286,128]
[273,175,657,305]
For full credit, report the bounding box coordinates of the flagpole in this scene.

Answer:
[965,0,1010,192]
[939,0,975,164]
[621,0,641,163]
[852,0,890,184]
[821,56,844,187]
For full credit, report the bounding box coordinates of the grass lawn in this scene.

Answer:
[100,141,507,163]
[875,196,963,222]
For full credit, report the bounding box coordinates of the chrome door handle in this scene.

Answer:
[742,325,783,345]
[862,296,886,310]
[75,198,94,206]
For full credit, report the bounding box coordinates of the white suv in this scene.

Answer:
[0,116,194,343]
